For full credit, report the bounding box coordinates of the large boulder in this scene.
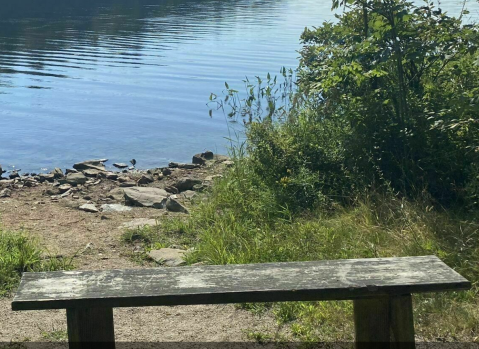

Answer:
[174,177,202,192]
[73,160,106,172]
[123,187,169,209]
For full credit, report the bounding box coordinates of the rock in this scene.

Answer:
[174,177,202,192]
[46,188,61,196]
[65,169,78,175]
[0,164,2,177]
[223,160,234,167]
[123,187,169,208]
[58,184,72,193]
[50,168,64,179]
[65,172,87,186]
[113,163,129,169]
[120,218,158,230]
[73,160,106,172]
[205,174,223,181]
[101,204,132,213]
[79,203,99,213]
[165,186,179,194]
[38,173,55,183]
[9,171,20,179]
[0,188,11,198]
[192,184,206,192]
[162,168,172,176]
[83,169,101,178]
[138,174,154,185]
[119,181,137,187]
[214,154,230,162]
[192,154,206,165]
[165,197,188,213]
[148,248,186,267]
[168,162,199,169]
[202,150,214,160]
[118,177,131,183]
[179,190,197,200]
[108,188,125,202]
[22,178,37,187]
[105,172,118,180]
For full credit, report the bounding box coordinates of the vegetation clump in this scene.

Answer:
[0,229,74,297]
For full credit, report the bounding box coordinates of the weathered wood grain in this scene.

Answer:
[390,294,416,349]
[12,256,470,311]
[66,307,115,349]
[353,296,391,348]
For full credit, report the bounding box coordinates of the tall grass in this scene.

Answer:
[0,229,74,297]
[135,151,479,341]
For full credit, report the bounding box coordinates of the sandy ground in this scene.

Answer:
[0,160,283,343]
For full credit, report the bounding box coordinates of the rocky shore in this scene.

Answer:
[0,151,232,215]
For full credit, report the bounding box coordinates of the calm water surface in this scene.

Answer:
[0,0,477,172]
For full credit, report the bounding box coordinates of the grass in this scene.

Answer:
[121,154,479,342]
[0,228,75,297]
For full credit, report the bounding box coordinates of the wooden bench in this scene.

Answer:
[12,255,470,348]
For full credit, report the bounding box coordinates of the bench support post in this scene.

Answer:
[390,294,416,349]
[66,307,115,349]
[354,296,391,349]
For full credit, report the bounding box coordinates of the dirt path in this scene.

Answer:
[0,159,282,343]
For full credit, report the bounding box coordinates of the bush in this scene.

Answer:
[297,0,479,205]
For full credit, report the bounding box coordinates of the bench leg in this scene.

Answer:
[390,295,415,349]
[353,297,391,349]
[66,307,115,349]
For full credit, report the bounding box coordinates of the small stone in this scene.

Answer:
[105,172,118,180]
[64,173,87,186]
[83,195,92,200]
[120,218,158,230]
[120,181,136,187]
[108,188,125,202]
[113,163,129,169]
[201,150,214,160]
[148,248,186,267]
[0,188,11,198]
[50,168,64,179]
[83,169,100,178]
[164,186,179,194]
[165,197,188,213]
[101,204,132,213]
[205,174,223,181]
[73,160,106,172]
[79,204,99,213]
[58,184,72,193]
[9,171,20,179]
[38,173,55,183]
[123,187,169,208]
[138,174,154,185]
[174,177,202,192]
[192,154,206,165]
[192,184,206,192]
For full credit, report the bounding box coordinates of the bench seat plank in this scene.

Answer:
[12,255,470,311]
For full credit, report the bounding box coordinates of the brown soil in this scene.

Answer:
[0,158,283,343]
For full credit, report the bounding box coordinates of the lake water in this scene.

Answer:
[0,0,477,173]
